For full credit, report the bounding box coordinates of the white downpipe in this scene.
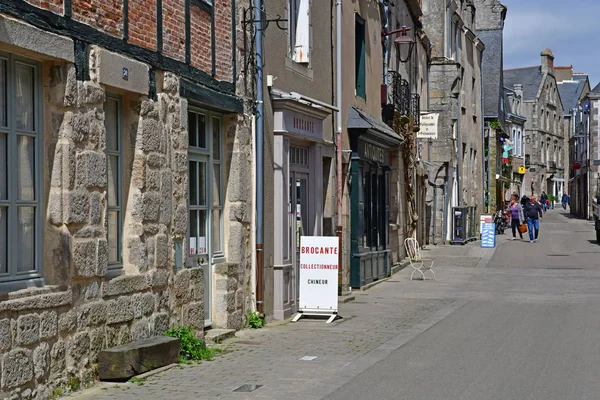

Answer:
[250,114,257,311]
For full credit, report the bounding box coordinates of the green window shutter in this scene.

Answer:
[355,15,366,99]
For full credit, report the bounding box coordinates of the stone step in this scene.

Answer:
[205,328,236,344]
[98,336,180,381]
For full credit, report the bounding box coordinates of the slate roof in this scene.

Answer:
[348,106,404,143]
[557,79,587,116]
[478,30,503,117]
[591,82,600,94]
[503,66,543,101]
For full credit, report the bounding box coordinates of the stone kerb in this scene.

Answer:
[212,263,244,330]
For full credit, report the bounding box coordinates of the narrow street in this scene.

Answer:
[70,209,600,400]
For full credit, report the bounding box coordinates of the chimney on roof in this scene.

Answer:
[513,84,523,98]
[541,48,554,76]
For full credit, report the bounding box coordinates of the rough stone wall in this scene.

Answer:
[0,53,205,399]
[425,61,460,243]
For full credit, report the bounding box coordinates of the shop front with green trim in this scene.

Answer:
[347,106,403,288]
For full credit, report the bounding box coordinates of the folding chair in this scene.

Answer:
[404,237,436,280]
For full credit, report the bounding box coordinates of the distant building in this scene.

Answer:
[556,66,591,217]
[578,83,600,219]
[421,0,485,243]
[504,85,527,198]
[504,49,566,199]
[474,0,508,212]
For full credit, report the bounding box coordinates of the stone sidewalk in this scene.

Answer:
[68,241,494,400]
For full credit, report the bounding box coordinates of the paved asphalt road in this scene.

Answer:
[325,210,600,400]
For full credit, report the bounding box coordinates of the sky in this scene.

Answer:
[502,0,600,88]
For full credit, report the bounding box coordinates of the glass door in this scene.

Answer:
[188,157,210,323]
[187,108,223,326]
[291,171,309,311]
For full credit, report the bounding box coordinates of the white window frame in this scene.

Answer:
[187,107,224,264]
[0,52,43,288]
[289,0,310,64]
[105,95,123,272]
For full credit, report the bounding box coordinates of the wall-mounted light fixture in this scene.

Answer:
[382,26,415,63]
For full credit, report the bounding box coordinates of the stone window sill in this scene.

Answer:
[0,278,49,298]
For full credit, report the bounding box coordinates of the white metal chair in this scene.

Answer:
[404,237,435,281]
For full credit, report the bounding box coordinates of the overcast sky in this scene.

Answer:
[502,0,599,87]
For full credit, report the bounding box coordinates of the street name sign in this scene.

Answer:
[292,236,340,324]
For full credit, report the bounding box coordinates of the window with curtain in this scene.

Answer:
[0,53,41,284]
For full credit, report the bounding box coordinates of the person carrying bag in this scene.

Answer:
[508,194,525,240]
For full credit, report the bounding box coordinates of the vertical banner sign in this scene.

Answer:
[294,236,339,323]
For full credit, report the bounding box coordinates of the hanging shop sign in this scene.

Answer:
[418,112,439,139]
[293,236,339,323]
[518,165,527,174]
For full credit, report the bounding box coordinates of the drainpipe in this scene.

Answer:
[455,32,462,208]
[480,48,485,217]
[254,0,264,315]
[380,0,389,87]
[335,0,343,294]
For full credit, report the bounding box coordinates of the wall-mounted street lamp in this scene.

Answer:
[524,135,532,144]
[382,26,415,63]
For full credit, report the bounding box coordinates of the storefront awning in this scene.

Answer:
[348,106,404,146]
[551,178,566,182]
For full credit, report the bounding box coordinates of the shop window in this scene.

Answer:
[105,96,123,269]
[355,14,366,99]
[0,53,42,285]
[290,145,309,166]
[289,0,310,63]
[188,109,223,262]
[360,165,388,249]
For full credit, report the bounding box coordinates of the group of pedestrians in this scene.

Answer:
[505,191,571,243]
[507,194,543,243]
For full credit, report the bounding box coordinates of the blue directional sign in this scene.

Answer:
[481,222,496,248]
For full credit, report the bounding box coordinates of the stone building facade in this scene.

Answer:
[421,0,485,243]
[504,85,527,198]
[0,0,252,398]
[556,68,591,218]
[504,50,566,199]
[260,0,336,319]
[579,84,600,220]
[386,0,431,264]
[474,0,507,212]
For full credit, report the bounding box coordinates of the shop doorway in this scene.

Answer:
[287,172,309,314]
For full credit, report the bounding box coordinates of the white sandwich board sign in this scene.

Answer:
[292,236,340,323]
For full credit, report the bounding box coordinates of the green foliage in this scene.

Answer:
[548,194,556,202]
[248,311,263,329]
[489,120,501,130]
[128,377,146,386]
[50,387,64,400]
[69,377,80,392]
[165,325,220,361]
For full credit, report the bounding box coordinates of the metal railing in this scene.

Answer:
[411,93,420,126]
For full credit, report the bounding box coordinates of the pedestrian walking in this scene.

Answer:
[524,195,543,243]
[520,195,529,208]
[540,191,548,213]
[508,194,525,240]
[561,192,570,210]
